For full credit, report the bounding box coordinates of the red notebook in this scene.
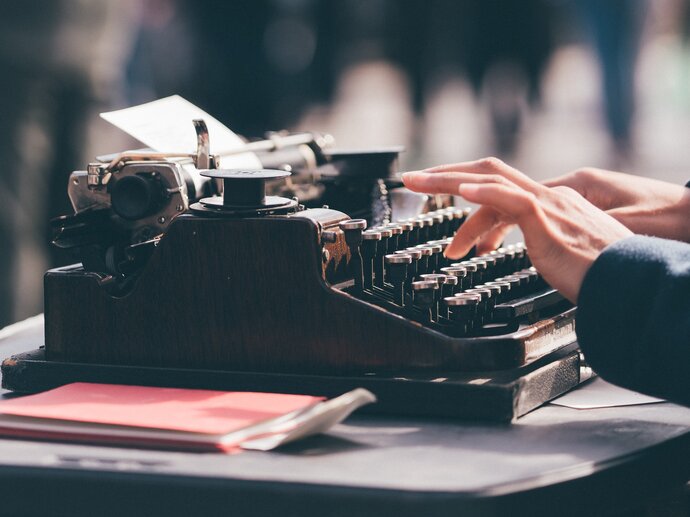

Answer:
[0,383,325,452]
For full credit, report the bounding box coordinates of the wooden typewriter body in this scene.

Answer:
[43,211,576,374]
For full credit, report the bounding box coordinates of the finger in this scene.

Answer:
[476,224,514,254]
[422,157,542,192]
[445,205,503,259]
[402,171,518,195]
[445,183,545,259]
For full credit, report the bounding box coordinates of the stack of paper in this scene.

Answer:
[0,383,375,452]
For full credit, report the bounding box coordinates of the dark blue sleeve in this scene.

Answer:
[577,235,690,406]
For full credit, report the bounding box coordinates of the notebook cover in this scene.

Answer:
[0,383,324,435]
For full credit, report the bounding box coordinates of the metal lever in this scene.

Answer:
[193,119,210,169]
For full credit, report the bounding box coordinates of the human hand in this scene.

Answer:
[401,158,634,303]
[543,168,690,243]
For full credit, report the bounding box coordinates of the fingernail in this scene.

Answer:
[458,183,478,195]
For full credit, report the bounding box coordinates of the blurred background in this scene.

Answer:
[1,0,690,327]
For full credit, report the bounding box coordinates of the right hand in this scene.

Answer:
[402,159,634,302]
[470,167,690,252]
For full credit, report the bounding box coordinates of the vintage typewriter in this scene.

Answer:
[2,119,589,422]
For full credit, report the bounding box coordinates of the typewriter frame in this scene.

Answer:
[3,210,587,421]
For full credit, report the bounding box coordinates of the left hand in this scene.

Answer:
[401,158,634,303]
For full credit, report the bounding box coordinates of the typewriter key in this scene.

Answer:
[362,230,382,290]
[385,224,403,252]
[445,293,481,332]
[412,280,439,322]
[396,221,413,249]
[455,260,478,286]
[339,219,368,291]
[426,243,443,272]
[374,228,393,287]
[403,218,418,245]
[413,245,433,275]
[385,254,412,306]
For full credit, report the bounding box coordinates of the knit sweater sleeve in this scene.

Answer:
[577,235,690,406]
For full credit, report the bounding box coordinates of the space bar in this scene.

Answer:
[493,288,565,320]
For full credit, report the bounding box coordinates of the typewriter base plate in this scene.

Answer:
[2,343,588,422]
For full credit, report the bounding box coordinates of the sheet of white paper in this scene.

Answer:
[550,377,665,409]
[239,388,377,451]
[100,95,261,169]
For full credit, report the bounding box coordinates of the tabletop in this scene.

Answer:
[0,316,688,517]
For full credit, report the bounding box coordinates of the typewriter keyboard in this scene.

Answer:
[338,208,570,337]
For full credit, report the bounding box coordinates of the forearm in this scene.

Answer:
[576,236,690,406]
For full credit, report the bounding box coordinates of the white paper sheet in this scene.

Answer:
[550,377,665,409]
[239,388,377,451]
[100,95,261,169]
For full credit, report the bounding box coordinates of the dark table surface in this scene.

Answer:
[0,316,688,517]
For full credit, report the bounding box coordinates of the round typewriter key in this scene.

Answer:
[440,266,467,279]
[396,221,413,249]
[385,224,403,251]
[479,255,496,267]
[486,281,512,302]
[406,218,423,246]
[362,230,382,240]
[399,248,422,259]
[465,287,492,302]
[464,287,492,325]
[371,228,393,287]
[440,275,459,307]
[498,275,522,295]
[361,230,381,289]
[455,260,477,271]
[419,274,446,313]
[339,219,368,231]
[430,213,445,240]
[423,243,443,272]
[440,266,468,289]
[477,255,497,280]
[385,254,412,305]
[439,210,453,237]
[412,279,440,322]
[489,250,507,275]
[412,279,439,290]
[418,217,434,243]
[476,283,501,312]
[502,274,528,296]
[399,248,422,282]
[385,253,412,264]
[455,260,478,286]
[470,258,488,284]
[441,274,458,288]
[521,267,539,284]
[445,293,481,332]
[338,219,368,291]
[412,245,432,274]
[419,273,446,287]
